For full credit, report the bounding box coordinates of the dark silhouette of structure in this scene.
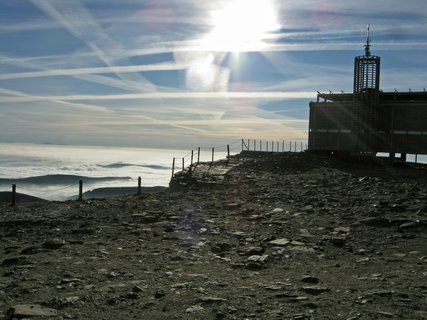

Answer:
[308,27,427,159]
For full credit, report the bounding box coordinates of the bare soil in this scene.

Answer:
[1,152,426,319]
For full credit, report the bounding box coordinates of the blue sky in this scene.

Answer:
[1,0,426,149]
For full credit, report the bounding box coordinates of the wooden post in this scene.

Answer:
[211,147,215,163]
[182,158,184,171]
[294,141,297,152]
[137,177,142,195]
[301,142,303,152]
[191,150,194,166]
[171,158,175,179]
[197,148,200,163]
[227,145,230,161]
[12,184,16,206]
[289,141,292,152]
[78,180,83,201]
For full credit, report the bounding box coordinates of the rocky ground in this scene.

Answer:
[0,151,426,320]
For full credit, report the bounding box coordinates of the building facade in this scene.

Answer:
[308,30,427,156]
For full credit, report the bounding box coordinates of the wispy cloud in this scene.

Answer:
[0,91,316,103]
[0,87,112,113]
[0,63,190,81]
[29,0,157,92]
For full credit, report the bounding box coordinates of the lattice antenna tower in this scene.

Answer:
[353,25,380,94]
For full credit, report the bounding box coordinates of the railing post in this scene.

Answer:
[277,141,279,152]
[260,140,262,152]
[182,157,184,171]
[282,140,285,152]
[191,150,194,166]
[137,177,142,195]
[12,184,16,206]
[254,140,256,152]
[211,147,215,164]
[294,141,297,152]
[301,142,303,152]
[242,139,244,151]
[227,145,230,162]
[289,141,292,152]
[171,158,175,179]
[197,147,200,163]
[78,180,83,201]
[266,141,268,152]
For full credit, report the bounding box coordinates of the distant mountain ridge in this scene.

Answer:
[0,186,166,203]
[0,192,47,203]
[99,163,170,170]
[69,186,166,200]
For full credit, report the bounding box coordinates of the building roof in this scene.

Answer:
[315,91,427,103]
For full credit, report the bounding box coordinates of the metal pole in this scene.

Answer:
[260,140,262,152]
[301,142,303,152]
[191,150,194,166]
[266,141,268,152]
[137,177,141,195]
[182,157,184,171]
[12,184,16,206]
[242,139,244,151]
[211,148,215,163]
[227,145,230,160]
[277,141,279,152]
[282,140,284,152]
[197,148,200,163]
[171,158,175,179]
[289,141,292,152]
[294,141,297,152]
[78,180,83,201]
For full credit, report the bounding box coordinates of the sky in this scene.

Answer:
[1,0,427,149]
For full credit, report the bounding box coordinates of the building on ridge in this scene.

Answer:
[308,27,427,159]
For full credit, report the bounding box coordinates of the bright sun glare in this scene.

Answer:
[204,0,280,52]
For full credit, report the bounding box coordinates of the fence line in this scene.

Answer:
[170,138,308,179]
[170,140,242,178]
[241,139,307,153]
[5,176,146,206]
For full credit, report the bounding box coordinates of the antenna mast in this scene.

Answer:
[365,25,371,57]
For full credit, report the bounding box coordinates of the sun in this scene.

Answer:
[203,0,280,52]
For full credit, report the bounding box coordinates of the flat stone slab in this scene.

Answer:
[269,238,290,246]
[9,304,58,317]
